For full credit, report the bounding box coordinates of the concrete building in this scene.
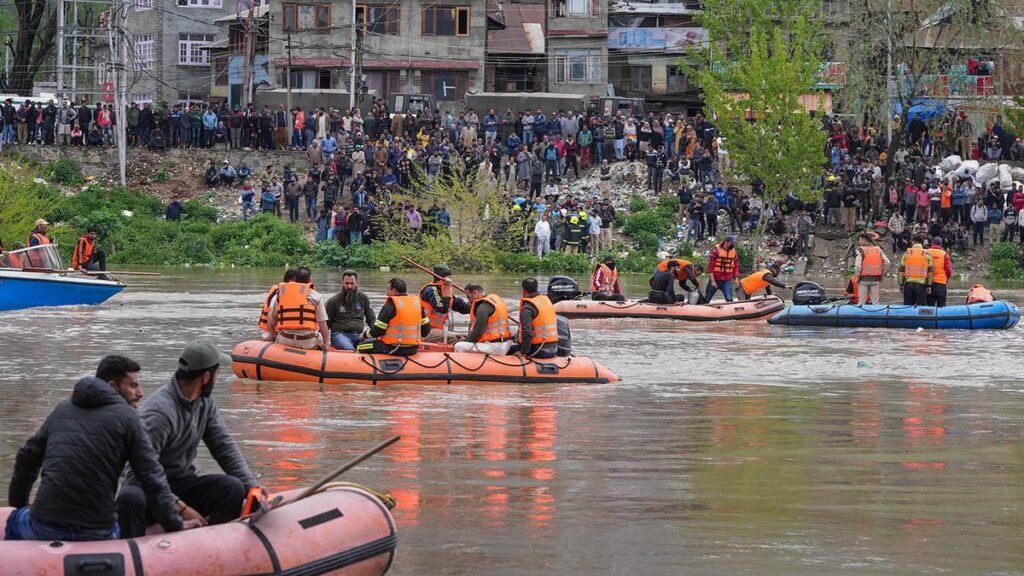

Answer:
[120,0,240,104]
[263,0,488,112]
[486,1,547,92]
[606,0,704,113]
[208,5,271,106]
[547,0,610,95]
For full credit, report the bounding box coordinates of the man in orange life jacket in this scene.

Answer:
[651,257,704,303]
[419,263,471,342]
[736,261,787,300]
[898,239,933,306]
[264,266,330,350]
[509,277,559,358]
[926,236,953,307]
[591,256,625,301]
[258,269,296,340]
[358,277,430,356]
[704,235,740,302]
[27,219,50,247]
[2,241,25,268]
[71,227,107,272]
[455,284,514,355]
[852,232,889,305]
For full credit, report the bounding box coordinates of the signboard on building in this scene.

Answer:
[608,27,707,50]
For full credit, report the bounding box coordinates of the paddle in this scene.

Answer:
[251,435,401,523]
[402,256,520,325]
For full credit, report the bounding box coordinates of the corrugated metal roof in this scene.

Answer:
[487,4,546,54]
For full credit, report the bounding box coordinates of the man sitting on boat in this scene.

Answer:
[650,257,704,304]
[72,227,107,272]
[591,256,625,302]
[509,278,559,359]
[264,266,331,350]
[455,284,514,355]
[419,263,471,342]
[325,269,376,350]
[7,356,192,541]
[648,260,681,305]
[357,277,431,356]
[118,340,258,538]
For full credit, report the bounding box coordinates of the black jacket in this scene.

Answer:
[7,377,183,532]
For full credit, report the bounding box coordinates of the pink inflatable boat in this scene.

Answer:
[0,483,396,576]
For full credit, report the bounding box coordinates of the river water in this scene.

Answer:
[1,268,1022,575]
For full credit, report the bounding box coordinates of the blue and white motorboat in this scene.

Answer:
[768,300,1020,330]
[0,244,124,311]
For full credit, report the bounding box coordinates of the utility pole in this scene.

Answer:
[4,36,10,81]
[71,0,79,102]
[107,0,128,186]
[349,0,356,110]
[57,2,66,99]
[286,31,292,114]
[885,0,893,148]
[246,1,256,106]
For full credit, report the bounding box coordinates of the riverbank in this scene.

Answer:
[0,149,1010,281]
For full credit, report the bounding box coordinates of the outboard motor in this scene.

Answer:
[792,281,828,305]
[556,315,572,357]
[547,276,581,304]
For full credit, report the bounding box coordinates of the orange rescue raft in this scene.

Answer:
[553,295,785,321]
[232,341,619,385]
[0,484,396,576]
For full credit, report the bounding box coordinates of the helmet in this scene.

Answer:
[828,175,837,182]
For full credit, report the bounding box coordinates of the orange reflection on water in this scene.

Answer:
[388,401,423,528]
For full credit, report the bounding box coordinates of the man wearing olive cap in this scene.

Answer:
[419,263,471,342]
[117,340,258,538]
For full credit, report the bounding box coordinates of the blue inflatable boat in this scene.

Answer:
[768,300,1020,330]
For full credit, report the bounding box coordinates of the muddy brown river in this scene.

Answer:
[1,268,1022,575]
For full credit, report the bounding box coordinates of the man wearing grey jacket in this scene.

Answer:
[117,340,258,537]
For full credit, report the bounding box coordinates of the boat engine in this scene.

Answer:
[792,281,828,305]
[547,276,581,304]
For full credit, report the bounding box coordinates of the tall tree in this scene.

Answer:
[687,0,828,210]
[9,0,57,94]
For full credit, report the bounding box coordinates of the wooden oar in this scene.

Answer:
[402,256,520,325]
[252,435,401,523]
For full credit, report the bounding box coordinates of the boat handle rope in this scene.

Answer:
[316,481,397,510]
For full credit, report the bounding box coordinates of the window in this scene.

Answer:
[131,93,153,104]
[422,6,470,37]
[421,71,468,101]
[279,69,332,89]
[177,0,222,7]
[133,33,154,70]
[567,0,589,16]
[178,34,214,66]
[135,0,153,11]
[667,66,688,91]
[630,65,651,91]
[365,70,400,99]
[283,3,331,31]
[554,49,602,84]
[356,4,400,35]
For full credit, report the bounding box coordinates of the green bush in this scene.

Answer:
[44,159,84,185]
[656,194,680,217]
[632,231,661,252]
[629,196,650,213]
[989,242,1024,280]
[624,210,672,237]
[182,200,219,223]
[737,244,755,274]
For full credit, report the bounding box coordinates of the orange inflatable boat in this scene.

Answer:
[553,295,785,321]
[231,340,619,385]
[0,483,396,576]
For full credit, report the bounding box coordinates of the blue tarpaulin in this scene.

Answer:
[892,100,949,121]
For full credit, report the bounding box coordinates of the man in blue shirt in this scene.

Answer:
[483,109,500,147]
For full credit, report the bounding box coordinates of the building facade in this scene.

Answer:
[263,0,488,111]
[547,0,609,95]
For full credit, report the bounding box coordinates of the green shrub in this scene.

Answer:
[737,244,755,274]
[623,210,672,237]
[629,196,650,213]
[182,200,219,223]
[989,242,1024,280]
[44,159,84,185]
[633,231,661,252]
[656,194,680,217]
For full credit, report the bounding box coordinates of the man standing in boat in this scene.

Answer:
[27,219,50,247]
[72,227,107,272]
[358,278,431,356]
[7,356,191,541]
[852,233,889,306]
[118,340,259,538]
[898,240,934,306]
[704,235,740,303]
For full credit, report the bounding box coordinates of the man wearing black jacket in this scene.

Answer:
[6,356,189,541]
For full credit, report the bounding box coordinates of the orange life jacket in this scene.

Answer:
[927,248,948,284]
[28,232,50,246]
[470,294,512,343]
[859,245,884,277]
[421,281,453,330]
[258,284,281,331]
[658,258,693,281]
[903,247,929,280]
[380,295,423,346]
[940,186,952,209]
[275,282,318,332]
[3,252,22,268]
[846,276,873,304]
[966,284,994,304]
[739,269,772,296]
[520,295,558,345]
[72,235,94,269]
[710,246,737,276]
[592,263,618,292]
